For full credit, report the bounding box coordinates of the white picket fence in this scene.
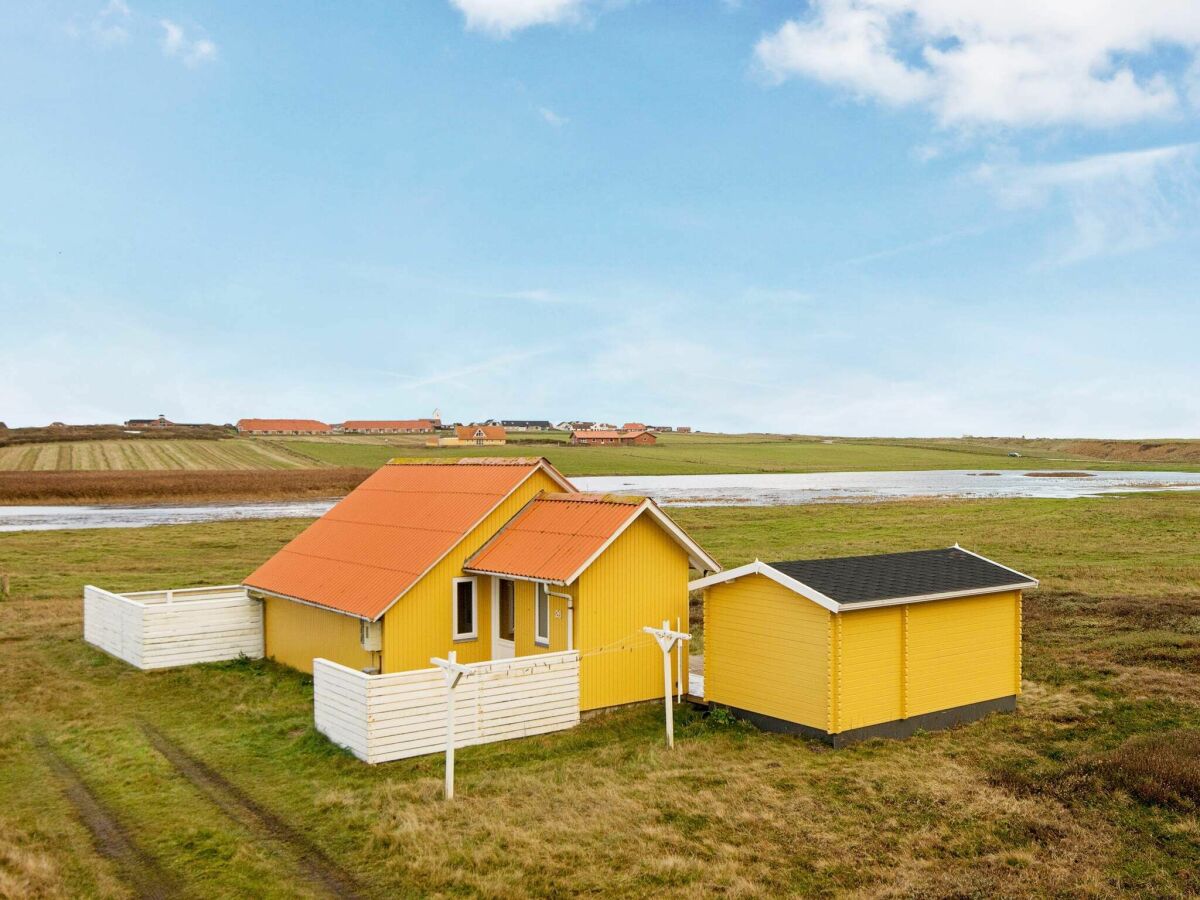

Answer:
[313,651,581,764]
[83,585,264,670]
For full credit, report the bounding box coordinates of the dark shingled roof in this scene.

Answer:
[770,547,1033,605]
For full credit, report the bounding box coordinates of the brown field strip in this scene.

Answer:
[0,468,371,504]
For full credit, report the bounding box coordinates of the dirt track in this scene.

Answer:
[140,722,364,900]
[35,735,180,900]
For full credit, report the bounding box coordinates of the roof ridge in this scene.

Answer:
[385,456,547,467]
[539,491,644,504]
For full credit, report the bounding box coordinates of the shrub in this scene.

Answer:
[1079,729,1200,812]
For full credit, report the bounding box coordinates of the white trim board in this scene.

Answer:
[688,549,1037,614]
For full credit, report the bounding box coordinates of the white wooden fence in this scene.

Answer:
[313,650,581,764]
[83,585,264,670]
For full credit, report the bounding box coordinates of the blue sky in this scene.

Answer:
[2,1,1199,436]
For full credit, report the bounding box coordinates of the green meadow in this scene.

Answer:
[280,432,1200,476]
[2,492,1199,896]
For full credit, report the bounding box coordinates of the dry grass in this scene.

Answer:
[2,494,1199,896]
[0,469,371,504]
[0,827,63,900]
[0,424,234,447]
[1081,730,1200,812]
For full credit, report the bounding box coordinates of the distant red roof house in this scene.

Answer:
[455,425,506,443]
[621,422,647,431]
[342,419,436,434]
[570,430,657,447]
[237,418,332,435]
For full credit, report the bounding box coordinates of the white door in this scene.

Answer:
[492,578,516,659]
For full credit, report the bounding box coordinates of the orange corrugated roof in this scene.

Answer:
[464,493,645,584]
[237,418,331,431]
[572,430,623,439]
[343,419,434,430]
[244,458,570,620]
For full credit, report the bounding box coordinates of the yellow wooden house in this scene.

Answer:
[690,546,1037,745]
[243,458,719,712]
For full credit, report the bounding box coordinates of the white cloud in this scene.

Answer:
[448,0,587,37]
[93,0,131,44]
[538,106,568,127]
[160,19,217,66]
[755,1,1200,129]
[976,143,1200,263]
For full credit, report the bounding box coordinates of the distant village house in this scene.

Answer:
[430,425,507,447]
[486,419,554,432]
[570,429,657,446]
[124,414,208,429]
[340,419,436,434]
[237,418,332,435]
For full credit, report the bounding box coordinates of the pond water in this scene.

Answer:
[2,469,1199,532]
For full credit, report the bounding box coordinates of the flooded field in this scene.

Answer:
[3,469,1199,531]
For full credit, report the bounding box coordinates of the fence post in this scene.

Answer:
[1,573,9,597]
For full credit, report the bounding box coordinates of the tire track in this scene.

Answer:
[139,722,364,900]
[34,735,182,900]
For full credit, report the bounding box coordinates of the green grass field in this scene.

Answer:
[2,493,1198,896]
[4,432,1199,477]
[281,433,1200,476]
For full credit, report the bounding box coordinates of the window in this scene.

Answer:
[453,577,477,640]
[535,583,550,646]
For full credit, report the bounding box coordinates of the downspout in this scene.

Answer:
[546,587,574,651]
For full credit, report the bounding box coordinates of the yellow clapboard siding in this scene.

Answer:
[514,580,573,657]
[835,606,903,732]
[380,469,561,672]
[576,514,690,711]
[901,591,1020,717]
[263,595,372,674]
[704,574,830,729]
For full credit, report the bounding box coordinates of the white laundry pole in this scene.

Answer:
[643,620,691,749]
[431,650,472,800]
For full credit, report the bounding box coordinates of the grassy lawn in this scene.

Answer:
[280,433,1200,476]
[1,493,1198,896]
[4,433,1200,478]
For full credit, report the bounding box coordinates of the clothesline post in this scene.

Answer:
[431,650,472,800]
[643,619,691,749]
[677,616,683,703]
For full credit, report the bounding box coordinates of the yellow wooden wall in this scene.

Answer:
[513,579,574,657]
[705,579,1023,735]
[262,595,373,674]
[902,590,1021,718]
[833,606,904,732]
[575,514,691,711]
[703,574,831,729]
[380,469,561,672]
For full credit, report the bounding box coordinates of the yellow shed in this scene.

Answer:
[691,546,1037,746]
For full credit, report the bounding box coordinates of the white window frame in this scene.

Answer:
[452,576,478,641]
[534,582,550,647]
